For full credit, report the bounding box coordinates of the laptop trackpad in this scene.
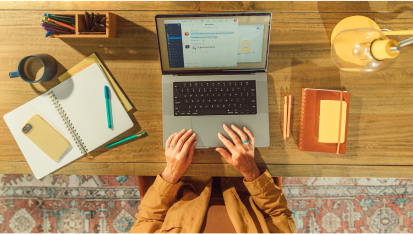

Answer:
[192,116,240,148]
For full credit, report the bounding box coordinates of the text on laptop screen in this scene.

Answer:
[156,14,271,73]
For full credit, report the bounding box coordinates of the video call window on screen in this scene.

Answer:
[165,19,265,69]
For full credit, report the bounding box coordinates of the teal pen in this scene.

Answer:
[105,86,112,128]
[105,132,146,148]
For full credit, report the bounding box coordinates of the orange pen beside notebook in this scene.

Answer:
[283,95,292,139]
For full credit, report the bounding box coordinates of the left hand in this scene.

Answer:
[161,129,197,184]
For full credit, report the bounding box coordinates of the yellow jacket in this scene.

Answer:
[130,169,296,233]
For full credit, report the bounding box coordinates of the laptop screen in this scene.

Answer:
[155,13,271,74]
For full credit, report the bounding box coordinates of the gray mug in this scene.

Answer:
[9,54,57,83]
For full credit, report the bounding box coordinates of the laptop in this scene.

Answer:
[155,12,271,148]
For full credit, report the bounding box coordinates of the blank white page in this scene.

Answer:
[51,63,133,152]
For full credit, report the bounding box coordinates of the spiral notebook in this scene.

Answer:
[298,88,351,154]
[3,63,134,179]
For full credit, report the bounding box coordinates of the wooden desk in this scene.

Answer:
[1,1,413,177]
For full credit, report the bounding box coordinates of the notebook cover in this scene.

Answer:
[299,88,351,154]
[58,53,133,112]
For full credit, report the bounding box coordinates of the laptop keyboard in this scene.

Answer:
[173,80,257,116]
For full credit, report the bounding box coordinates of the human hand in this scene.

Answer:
[161,129,197,184]
[216,124,261,182]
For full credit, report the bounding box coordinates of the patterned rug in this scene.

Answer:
[0,174,412,233]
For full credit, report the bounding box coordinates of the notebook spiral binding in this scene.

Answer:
[48,91,88,154]
[299,88,305,150]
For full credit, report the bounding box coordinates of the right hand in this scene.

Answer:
[161,129,197,184]
[216,124,261,182]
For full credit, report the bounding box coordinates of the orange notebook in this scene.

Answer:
[299,88,351,154]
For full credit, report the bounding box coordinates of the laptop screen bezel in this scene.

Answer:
[155,12,271,75]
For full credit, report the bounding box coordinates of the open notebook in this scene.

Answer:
[3,63,133,179]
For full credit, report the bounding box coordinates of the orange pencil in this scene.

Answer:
[283,96,287,139]
[287,95,292,137]
[47,18,75,31]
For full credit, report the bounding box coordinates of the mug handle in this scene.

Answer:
[9,71,19,78]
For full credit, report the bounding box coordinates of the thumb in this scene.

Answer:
[216,148,232,163]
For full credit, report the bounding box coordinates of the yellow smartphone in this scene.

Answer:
[22,114,70,161]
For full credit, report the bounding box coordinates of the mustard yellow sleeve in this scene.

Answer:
[130,174,181,233]
[243,169,296,233]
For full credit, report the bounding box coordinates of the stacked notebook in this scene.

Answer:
[3,63,134,179]
[299,88,351,154]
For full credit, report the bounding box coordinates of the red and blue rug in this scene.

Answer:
[0,174,412,233]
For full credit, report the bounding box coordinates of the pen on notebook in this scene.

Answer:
[287,95,292,138]
[105,86,112,128]
[283,96,287,140]
[105,132,146,148]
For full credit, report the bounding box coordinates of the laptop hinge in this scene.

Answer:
[174,72,257,76]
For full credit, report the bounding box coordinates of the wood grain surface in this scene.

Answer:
[1,1,413,177]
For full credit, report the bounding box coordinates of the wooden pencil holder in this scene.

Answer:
[47,12,116,38]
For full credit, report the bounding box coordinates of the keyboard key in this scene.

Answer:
[244,104,256,108]
[199,109,226,115]
[183,83,188,88]
[175,105,186,110]
[174,83,181,88]
[184,99,189,104]
[174,99,183,105]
